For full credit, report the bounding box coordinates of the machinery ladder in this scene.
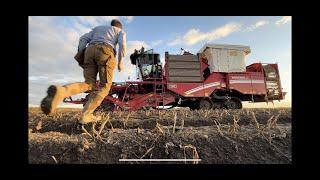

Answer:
[153,66,165,108]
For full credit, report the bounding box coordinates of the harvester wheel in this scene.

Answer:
[212,101,223,109]
[199,98,213,110]
[189,102,200,110]
[83,101,116,112]
[224,97,242,109]
[98,102,116,112]
[143,106,154,110]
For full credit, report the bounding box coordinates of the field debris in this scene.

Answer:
[29,108,291,164]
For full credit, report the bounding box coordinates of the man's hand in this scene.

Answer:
[118,61,123,72]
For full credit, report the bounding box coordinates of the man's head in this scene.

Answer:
[111,19,123,29]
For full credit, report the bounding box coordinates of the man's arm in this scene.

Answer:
[117,30,127,71]
[78,30,93,52]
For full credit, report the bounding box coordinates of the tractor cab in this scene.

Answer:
[130,47,163,80]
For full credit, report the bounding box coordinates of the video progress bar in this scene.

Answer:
[119,159,201,162]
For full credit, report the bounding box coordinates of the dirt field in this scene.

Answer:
[28,108,291,164]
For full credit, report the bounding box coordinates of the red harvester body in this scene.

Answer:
[64,45,286,111]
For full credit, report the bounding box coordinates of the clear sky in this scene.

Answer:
[29,16,291,108]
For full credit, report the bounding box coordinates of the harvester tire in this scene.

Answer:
[189,101,200,110]
[83,101,116,112]
[224,97,242,109]
[199,98,213,110]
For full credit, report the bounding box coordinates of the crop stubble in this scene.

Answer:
[28,108,291,164]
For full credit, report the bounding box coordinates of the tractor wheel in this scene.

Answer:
[224,98,242,109]
[199,98,213,110]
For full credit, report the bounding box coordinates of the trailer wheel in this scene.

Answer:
[199,98,213,110]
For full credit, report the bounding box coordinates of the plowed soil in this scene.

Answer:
[28,108,292,164]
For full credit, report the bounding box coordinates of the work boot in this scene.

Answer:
[40,85,65,115]
[79,88,108,124]
[41,83,92,115]
[78,114,102,124]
